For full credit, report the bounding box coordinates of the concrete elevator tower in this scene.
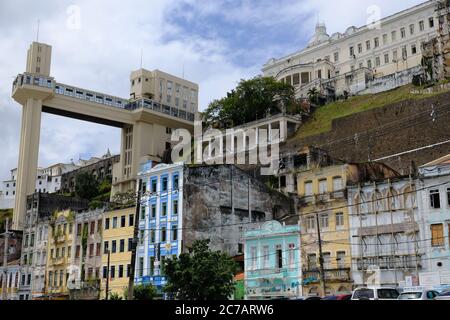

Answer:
[11,42,198,230]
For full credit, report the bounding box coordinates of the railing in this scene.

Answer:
[12,73,195,123]
[302,268,351,282]
[51,257,66,266]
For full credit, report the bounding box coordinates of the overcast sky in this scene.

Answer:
[0,0,424,180]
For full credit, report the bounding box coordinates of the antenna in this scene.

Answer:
[36,19,40,42]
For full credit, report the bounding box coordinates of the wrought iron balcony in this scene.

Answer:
[302,268,351,282]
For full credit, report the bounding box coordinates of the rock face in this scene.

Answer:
[182,165,294,257]
[283,91,450,174]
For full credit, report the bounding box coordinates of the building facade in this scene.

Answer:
[244,221,301,300]
[135,162,183,292]
[417,154,450,286]
[100,207,135,299]
[263,0,445,98]
[348,176,423,288]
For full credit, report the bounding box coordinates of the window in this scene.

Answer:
[382,34,388,45]
[151,204,156,218]
[173,200,178,216]
[375,56,381,67]
[384,53,389,64]
[89,244,94,257]
[118,265,124,278]
[323,253,331,269]
[366,40,371,50]
[161,227,167,242]
[336,212,344,228]
[357,43,362,54]
[337,251,346,269]
[129,214,134,227]
[110,266,115,279]
[367,59,372,69]
[173,175,179,190]
[320,213,329,229]
[171,224,178,241]
[374,37,379,48]
[391,30,397,41]
[288,244,295,267]
[111,240,117,253]
[140,207,146,220]
[75,245,81,258]
[308,254,317,270]
[276,245,283,269]
[138,257,144,277]
[120,239,125,253]
[150,230,155,243]
[419,20,425,31]
[411,44,417,55]
[431,224,444,247]
[121,215,126,228]
[333,52,339,62]
[409,24,415,35]
[401,27,406,39]
[96,243,101,256]
[105,218,110,230]
[429,17,434,28]
[305,181,313,196]
[162,177,168,192]
[447,188,450,207]
[104,241,109,253]
[151,179,157,193]
[128,238,133,251]
[430,189,441,209]
[349,46,354,57]
[319,179,327,194]
[77,223,82,236]
[306,215,315,231]
[90,221,95,235]
[112,217,118,228]
[161,202,167,217]
[393,50,398,61]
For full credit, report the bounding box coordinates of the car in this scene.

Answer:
[351,287,400,300]
[322,296,338,300]
[304,296,323,301]
[398,290,440,300]
[434,290,450,300]
[336,294,352,300]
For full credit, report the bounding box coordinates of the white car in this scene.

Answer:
[398,290,439,300]
[351,287,400,300]
[434,290,450,300]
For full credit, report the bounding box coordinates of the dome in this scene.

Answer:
[344,26,357,36]
[308,23,330,48]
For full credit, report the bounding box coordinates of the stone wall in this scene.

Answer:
[284,91,450,174]
[182,165,294,257]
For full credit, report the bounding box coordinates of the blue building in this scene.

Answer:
[244,221,302,300]
[135,162,183,293]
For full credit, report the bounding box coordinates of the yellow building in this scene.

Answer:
[45,209,74,299]
[100,207,135,299]
[297,164,353,297]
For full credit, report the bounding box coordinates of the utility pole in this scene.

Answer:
[315,213,326,296]
[2,218,9,300]
[127,179,143,300]
[105,249,110,300]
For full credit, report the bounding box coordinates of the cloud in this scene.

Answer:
[0,0,426,182]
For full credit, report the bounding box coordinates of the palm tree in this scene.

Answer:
[307,87,320,104]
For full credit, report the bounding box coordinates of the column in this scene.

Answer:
[13,99,43,230]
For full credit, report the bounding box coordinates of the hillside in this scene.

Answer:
[297,84,450,139]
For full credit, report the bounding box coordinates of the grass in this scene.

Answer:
[296,84,450,139]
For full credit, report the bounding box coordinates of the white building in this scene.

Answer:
[348,177,424,287]
[417,154,450,288]
[0,162,78,210]
[263,0,444,98]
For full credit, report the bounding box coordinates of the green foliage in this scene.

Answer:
[75,172,99,201]
[109,292,123,300]
[110,191,136,210]
[163,240,237,300]
[0,209,13,232]
[202,76,297,129]
[133,284,158,300]
[307,87,320,104]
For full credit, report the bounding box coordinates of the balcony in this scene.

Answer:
[51,257,66,266]
[302,268,351,283]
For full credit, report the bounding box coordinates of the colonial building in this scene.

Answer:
[417,154,450,287]
[263,0,447,99]
[244,221,301,300]
[348,176,423,288]
[100,207,135,299]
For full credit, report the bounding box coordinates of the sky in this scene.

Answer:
[0,0,425,181]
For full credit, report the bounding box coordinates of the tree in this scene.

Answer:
[202,76,297,129]
[307,87,320,104]
[75,172,99,200]
[109,292,123,300]
[163,240,237,300]
[133,284,158,300]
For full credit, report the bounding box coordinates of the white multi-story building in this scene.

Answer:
[348,176,424,287]
[263,0,444,98]
[0,163,79,210]
[417,154,450,288]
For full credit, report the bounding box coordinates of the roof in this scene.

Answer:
[234,272,244,281]
[422,153,450,167]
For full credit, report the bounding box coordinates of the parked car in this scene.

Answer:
[434,290,450,300]
[336,294,352,300]
[322,296,338,300]
[351,287,400,300]
[398,290,440,300]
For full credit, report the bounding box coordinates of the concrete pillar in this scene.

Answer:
[13,98,43,230]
